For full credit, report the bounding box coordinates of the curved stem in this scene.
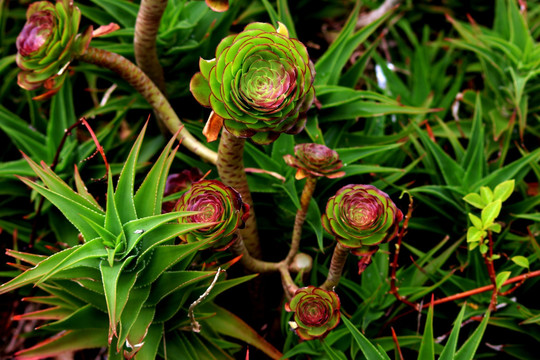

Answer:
[134,0,168,93]
[230,234,278,273]
[217,128,261,258]
[76,47,218,164]
[321,243,349,291]
[284,176,317,264]
[279,265,299,299]
[230,234,298,298]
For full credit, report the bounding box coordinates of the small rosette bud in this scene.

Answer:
[175,180,249,250]
[283,143,345,180]
[322,184,403,256]
[16,0,92,99]
[190,22,315,145]
[285,286,341,340]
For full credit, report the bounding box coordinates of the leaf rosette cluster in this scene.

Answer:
[283,143,345,180]
[16,0,92,99]
[190,22,315,144]
[162,168,204,213]
[176,179,249,250]
[285,286,341,340]
[322,184,403,255]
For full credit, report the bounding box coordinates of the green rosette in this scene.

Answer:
[190,22,315,144]
[285,286,341,340]
[175,179,249,251]
[283,143,345,180]
[15,0,92,99]
[322,184,403,255]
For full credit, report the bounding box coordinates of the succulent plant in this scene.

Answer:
[283,143,345,180]
[16,0,92,99]
[322,184,403,255]
[175,179,250,251]
[0,125,254,359]
[285,286,341,340]
[162,168,204,213]
[190,22,315,144]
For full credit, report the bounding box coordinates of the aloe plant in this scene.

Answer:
[0,124,257,359]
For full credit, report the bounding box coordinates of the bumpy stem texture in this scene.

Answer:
[77,47,218,164]
[285,176,317,264]
[134,0,167,93]
[321,242,349,291]
[217,129,261,258]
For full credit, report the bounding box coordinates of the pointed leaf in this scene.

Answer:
[21,153,103,212]
[123,211,201,255]
[134,133,179,218]
[493,180,515,202]
[136,242,211,287]
[15,329,107,359]
[342,316,388,360]
[463,193,486,209]
[439,305,467,360]
[117,286,152,353]
[461,94,485,188]
[418,304,435,360]
[114,122,148,223]
[73,165,102,210]
[481,200,501,227]
[134,323,163,359]
[454,312,490,360]
[200,303,283,359]
[0,239,106,294]
[100,257,137,337]
[414,122,465,187]
[511,256,529,269]
[496,271,511,290]
[18,176,105,241]
[146,271,216,306]
[40,304,108,331]
[468,214,483,229]
[105,172,125,248]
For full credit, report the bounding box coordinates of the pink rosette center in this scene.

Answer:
[16,11,54,57]
[298,299,330,326]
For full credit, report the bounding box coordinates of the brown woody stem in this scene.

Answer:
[230,234,278,273]
[230,234,299,298]
[321,242,349,290]
[76,47,218,164]
[217,128,261,258]
[134,0,168,93]
[284,176,317,264]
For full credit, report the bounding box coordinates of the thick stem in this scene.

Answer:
[284,176,317,265]
[229,234,278,273]
[321,243,349,291]
[217,128,261,258]
[279,265,299,299]
[76,47,218,164]
[134,0,167,93]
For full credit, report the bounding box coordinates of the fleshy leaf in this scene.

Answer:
[114,122,148,223]
[100,256,137,339]
[190,72,212,107]
[15,329,107,360]
[205,0,229,12]
[133,131,179,218]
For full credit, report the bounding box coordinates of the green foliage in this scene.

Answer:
[1,0,539,359]
[464,180,514,253]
